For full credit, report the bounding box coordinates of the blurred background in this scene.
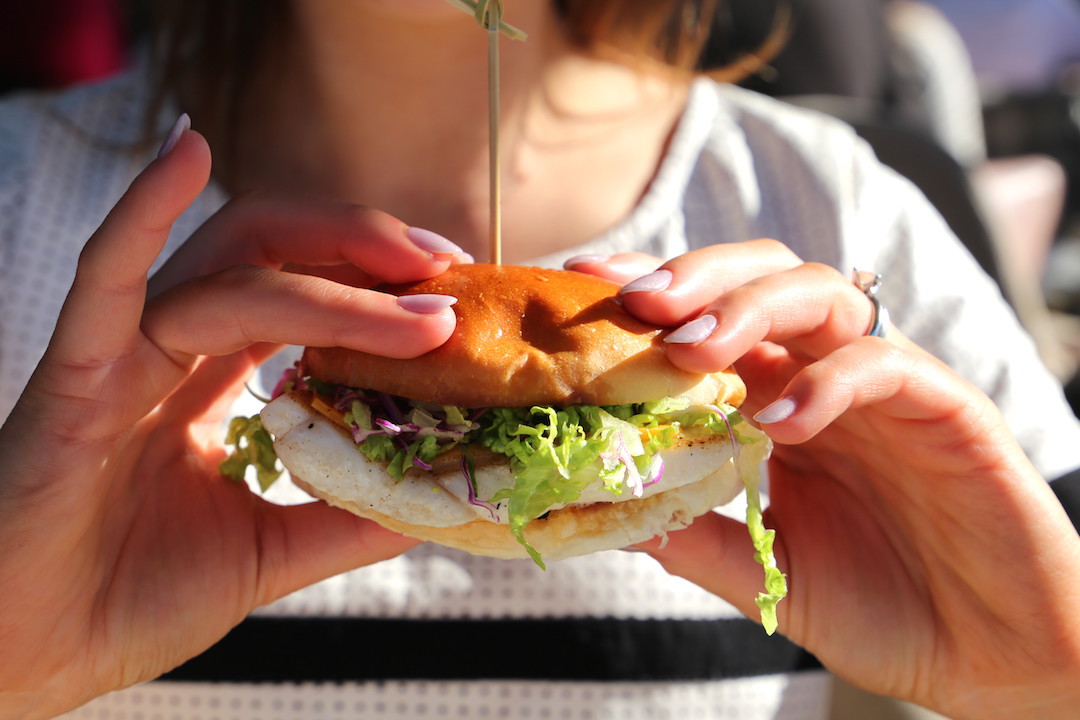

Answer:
[3,1,1078,719]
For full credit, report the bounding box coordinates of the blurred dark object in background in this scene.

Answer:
[0,0,127,94]
[709,0,893,105]
[924,0,1080,219]
[983,85,1080,220]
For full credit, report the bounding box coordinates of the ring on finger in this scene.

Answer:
[852,269,890,338]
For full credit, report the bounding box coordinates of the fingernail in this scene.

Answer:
[397,293,458,314]
[664,314,718,344]
[406,227,464,256]
[157,113,191,159]
[620,269,673,295]
[564,254,608,269]
[754,397,797,424]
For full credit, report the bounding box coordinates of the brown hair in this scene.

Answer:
[136,0,287,161]
[556,0,719,73]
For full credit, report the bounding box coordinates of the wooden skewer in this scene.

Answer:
[447,0,525,265]
[486,0,502,266]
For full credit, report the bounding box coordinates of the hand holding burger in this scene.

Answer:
[571,246,1080,720]
[0,125,455,718]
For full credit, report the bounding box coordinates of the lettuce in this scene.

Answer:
[481,402,744,569]
[748,478,787,636]
[484,406,610,567]
[219,414,281,491]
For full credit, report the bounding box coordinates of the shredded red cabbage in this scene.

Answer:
[461,456,499,521]
[706,403,739,468]
[376,418,402,434]
[642,455,664,488]
[271,366,305,400]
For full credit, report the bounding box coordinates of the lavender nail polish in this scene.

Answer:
[406,227,464,256]
[397,294,458,314]
[754,397,797,425]
[664,314,718,344]
[564,254,609,269]
[620,269,673,295]
[157,113,190,159]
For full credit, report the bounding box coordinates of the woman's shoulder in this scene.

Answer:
[676,78,904,266]
[692,78,873,181]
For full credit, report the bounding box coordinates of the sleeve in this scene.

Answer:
[844,135,1080,481]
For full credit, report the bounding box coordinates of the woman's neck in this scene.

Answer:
[225,1,690,262]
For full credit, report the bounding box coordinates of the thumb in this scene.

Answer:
[636,511,787,633]
[563,252,664,285]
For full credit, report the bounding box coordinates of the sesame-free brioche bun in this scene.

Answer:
[260,264,768,562]
[302,264,745,408]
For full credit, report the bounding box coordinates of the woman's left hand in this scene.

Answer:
[570,245,1080,720]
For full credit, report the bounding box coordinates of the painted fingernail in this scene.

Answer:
[157,113,190,159]
[754,397,797,424]
[406,227,464,256]
[564,254,609,268]
[620,269,673,295]
[664,314,718,344]
[397,294,458,314]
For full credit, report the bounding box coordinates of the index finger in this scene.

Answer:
[616,239,803,328]
[148,195,469,299]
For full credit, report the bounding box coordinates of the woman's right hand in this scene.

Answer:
[0,121,463,719]
[572,245,1080,719]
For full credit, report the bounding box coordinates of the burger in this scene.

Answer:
[223,264,783,628]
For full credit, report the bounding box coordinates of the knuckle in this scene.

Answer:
[342,204,398,237]
[802,261,846,285]
[750,238,800,265]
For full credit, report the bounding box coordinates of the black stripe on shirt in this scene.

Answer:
[161,617,821,683]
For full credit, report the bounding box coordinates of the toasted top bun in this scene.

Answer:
[303,264,745,408]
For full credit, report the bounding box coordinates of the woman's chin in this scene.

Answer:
[355,0,468,22]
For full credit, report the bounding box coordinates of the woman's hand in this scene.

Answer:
[570,245,1080,719]
[0,125,461,718]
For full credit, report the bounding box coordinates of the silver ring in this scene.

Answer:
[852,269,890,338]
